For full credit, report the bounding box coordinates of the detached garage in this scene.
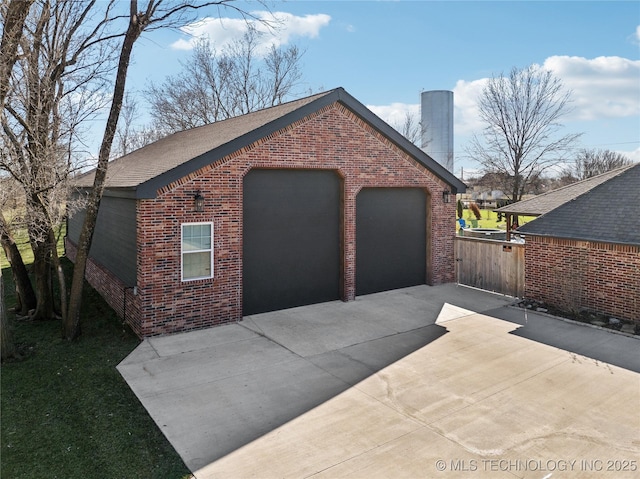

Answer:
[67,88,466,337]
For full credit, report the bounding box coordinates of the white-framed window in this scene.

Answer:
[181,222,213,281]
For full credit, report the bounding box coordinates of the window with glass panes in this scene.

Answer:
[181,223,213,280]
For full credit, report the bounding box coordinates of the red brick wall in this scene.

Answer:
[126,103,456,336]
[65,239,143,335]
[525,235,640,322]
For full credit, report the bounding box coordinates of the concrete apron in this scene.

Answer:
[117,284,640,479]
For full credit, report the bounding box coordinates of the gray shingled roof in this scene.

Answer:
[75,91,331,191]
[76,87,466,198]
[495,164,636,217]
[518,163,640,245]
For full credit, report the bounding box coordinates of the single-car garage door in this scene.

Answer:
[356,188,426,295]
[243,169,341,316]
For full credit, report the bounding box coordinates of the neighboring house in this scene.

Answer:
[514,164,639,322]
[495,167,634,236]
[67,88,466,337]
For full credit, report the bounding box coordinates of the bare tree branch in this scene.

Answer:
[145,28,304,135]
[466,65,582,201]
[0,0,35,105]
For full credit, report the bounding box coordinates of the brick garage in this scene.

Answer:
[67,88,466,337]
[518,163,640,322]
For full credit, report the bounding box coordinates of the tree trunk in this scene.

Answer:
[0,0,35,104]
[64,6,145,340]
[26,192,58,321]
[49,227,66,322]
[0,214,37,315]
[0,0,36,338]
[1,265,16,361]
[30,240,55,321]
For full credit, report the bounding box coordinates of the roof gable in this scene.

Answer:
[518,163,640,245]
[76,88,466,198]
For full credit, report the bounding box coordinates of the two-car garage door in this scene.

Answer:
[243,169,427,316]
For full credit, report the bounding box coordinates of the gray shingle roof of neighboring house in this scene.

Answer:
[75,87,466,198]
[517,163,640,245]
[495,164,636,217]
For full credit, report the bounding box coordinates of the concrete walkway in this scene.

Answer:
[117,284,640,478]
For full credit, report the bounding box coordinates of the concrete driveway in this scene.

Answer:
[117,284,640,478]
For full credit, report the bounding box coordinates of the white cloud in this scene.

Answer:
[541,55,640,120]
[451,78,488,135]
[447,56,640,136]
[171,11,331,55]
[367,102,420,129]
[618,146,640,163]
[368,89,486,139]
[635,25,640,44]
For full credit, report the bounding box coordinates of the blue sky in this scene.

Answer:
[124,0,640,177]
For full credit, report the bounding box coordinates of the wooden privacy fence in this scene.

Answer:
[454,236,525,297]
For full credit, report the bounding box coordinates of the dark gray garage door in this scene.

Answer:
[243,169,341,316]
[356,188,426,295]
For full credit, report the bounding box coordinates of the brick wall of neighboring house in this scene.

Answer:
[525,235,640,322]
[133,103,456,336]
[65,239,143,334]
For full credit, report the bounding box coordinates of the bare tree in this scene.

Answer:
[2,0,271,340]
[390,111,426,146]
[1,0,35,360]
[113,92,165,156]
[568,148,633,180]
[114,123,164,157]
[65,0,268,340]
[0,178,37,316]
[1,0,117,321]
[467,65,581,201]
[1,208,34,359]
[146,26,303,133]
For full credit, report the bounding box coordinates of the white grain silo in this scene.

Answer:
[420,90,454,173]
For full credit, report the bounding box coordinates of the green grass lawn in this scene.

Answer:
[456,208,537,231]
[1,257,191,478]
